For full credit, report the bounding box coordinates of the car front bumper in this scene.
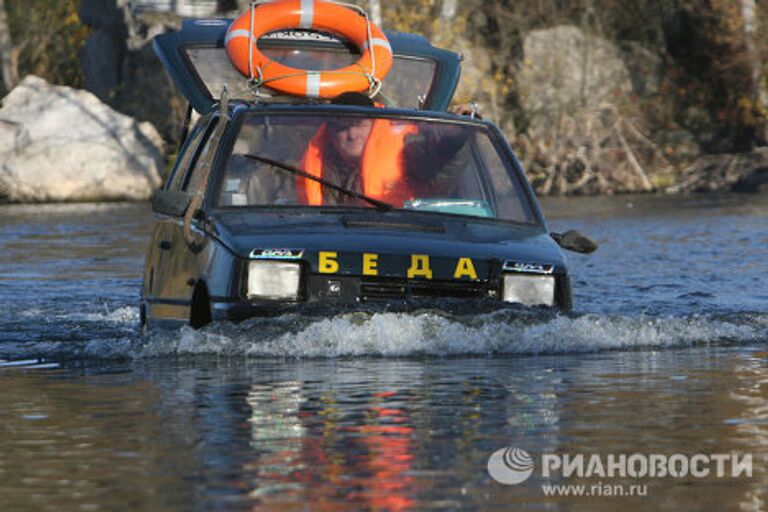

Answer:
[213,273,572,322]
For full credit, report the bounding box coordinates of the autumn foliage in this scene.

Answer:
[2,0,87,94]
[0,0,764,194]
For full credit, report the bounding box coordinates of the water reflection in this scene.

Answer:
[1,194,767,510]
[1,348,767,510]
[0,367,200,512]
[243,370,421,511]
[729,352,768,510]
[246,382,306,501]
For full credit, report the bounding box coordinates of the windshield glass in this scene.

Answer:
[215,113,537,224]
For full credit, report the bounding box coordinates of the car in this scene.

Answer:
[141,17,595,330]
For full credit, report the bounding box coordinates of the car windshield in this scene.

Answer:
[215,113,538,224]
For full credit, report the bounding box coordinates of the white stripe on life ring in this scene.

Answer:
[306,72,321,98]
[299,0,314,28]
[363,38,392,53]
[225,28,254,45]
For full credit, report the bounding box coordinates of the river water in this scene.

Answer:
[0,194,766,511]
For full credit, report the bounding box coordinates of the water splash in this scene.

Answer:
[146,310,766,358]
[2,306,765,361]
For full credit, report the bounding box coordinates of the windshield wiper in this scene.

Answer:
[241,153,394,212]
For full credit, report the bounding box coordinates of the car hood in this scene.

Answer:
[210,210,567,276]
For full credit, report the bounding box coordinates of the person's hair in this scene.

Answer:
[331,91,375,107]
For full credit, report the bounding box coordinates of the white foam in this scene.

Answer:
[3,308,765,361]
[83,306,140,324]
[137,310,767,359]
[13,306,139,324]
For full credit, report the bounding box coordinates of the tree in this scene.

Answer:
[0,0,17,92]
[740,0,768,143]
[4,0,87,90]
[441,0,457,20]
[701,0,768,149]
[368,0,381,25]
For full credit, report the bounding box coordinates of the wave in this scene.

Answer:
[1,306,766,361]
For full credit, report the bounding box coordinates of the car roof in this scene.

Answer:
[154,18,463,114]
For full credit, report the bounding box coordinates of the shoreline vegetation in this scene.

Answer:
[0,0,766,201]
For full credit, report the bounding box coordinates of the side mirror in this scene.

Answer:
[151,190,192,217]
[551,230,598,254]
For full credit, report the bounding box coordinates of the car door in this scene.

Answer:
[146,116,219,322]
[165,112,228,304]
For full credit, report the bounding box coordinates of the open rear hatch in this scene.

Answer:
[154,18,462,113]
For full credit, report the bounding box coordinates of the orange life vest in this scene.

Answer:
[299,119,419,206]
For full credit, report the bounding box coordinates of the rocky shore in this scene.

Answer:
[0,1,765,202]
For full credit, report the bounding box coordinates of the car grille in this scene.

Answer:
[360,278,488,301]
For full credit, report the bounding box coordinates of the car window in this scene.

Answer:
[181,118,221,192]
[166,122,209,191]
[215,113,538,224]
[475,136,536,223]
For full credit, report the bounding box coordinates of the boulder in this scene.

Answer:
[0,76,164,202]
[519,25,633,131]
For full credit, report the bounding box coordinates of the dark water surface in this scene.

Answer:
[1,194,767,511]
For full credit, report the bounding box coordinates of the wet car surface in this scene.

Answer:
[142,20,577,330]
[142,106,572,329]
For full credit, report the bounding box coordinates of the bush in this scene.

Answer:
[5,0,88,92]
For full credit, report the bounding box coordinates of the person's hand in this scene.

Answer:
[450,103,483,119]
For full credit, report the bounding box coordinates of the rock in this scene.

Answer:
[78,5,186,146]
[0,76,163,202]
[114,13,186,149]
[732,166,768,193]
[519,25,633,131]
[667,148,768,194]
[79,29,126,102]
[436,34,502,125]
[131,0,219,17]
[78,0,129,103]
[0,119,30,154]
[620,41,664,96]
[431,10,514,135]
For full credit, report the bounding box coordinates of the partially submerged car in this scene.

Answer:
[142,18,594,330]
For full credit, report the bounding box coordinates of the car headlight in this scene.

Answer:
[247,261,301,300]
[502,274,555,306]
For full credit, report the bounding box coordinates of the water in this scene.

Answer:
[1,194,767,510]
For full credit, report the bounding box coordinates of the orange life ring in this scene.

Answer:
[225,1,393,99]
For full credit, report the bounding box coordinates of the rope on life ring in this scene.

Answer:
[225,0,393,99]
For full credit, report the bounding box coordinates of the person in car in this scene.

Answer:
[297,92,474,207]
